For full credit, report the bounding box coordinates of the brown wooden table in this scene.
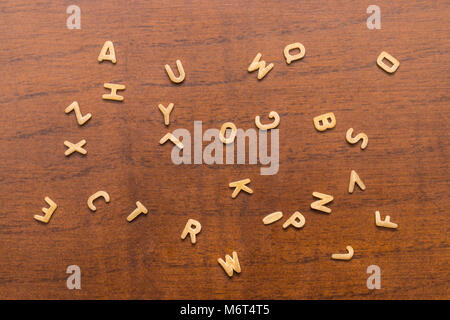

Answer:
[0,0,448,299]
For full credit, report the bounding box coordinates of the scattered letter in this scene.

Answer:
[126,201,148,222]
[65,101,91,126]
[181,219,202,244]
[282,211,306,229]
[34,197,58,224]
[98,41,117,64]
[218,251,241,277]
[102,83,126,101]
[229,178,253,199]
[346,128,368,149]
[284,42,306,64]
[348,170,366,193]
[313,112,336,132]
[310,192,334,213]
[165,60,185,83]
[248,53,274,80]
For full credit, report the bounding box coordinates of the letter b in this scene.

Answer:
[313,112,336,132]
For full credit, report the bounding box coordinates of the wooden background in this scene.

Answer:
[0,0,448,299]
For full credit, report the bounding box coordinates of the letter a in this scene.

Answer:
[98,41,117,64]
[66,5,81,30]
[66,265,81,289]
[366,5,381,30]
[366,265,381,289]
[218,251,241,277]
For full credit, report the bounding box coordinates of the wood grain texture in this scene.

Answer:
[0,0,448,299]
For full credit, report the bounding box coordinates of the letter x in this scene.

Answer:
[64,139,87,156]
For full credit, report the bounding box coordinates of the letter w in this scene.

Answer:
[218,251,241,277]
